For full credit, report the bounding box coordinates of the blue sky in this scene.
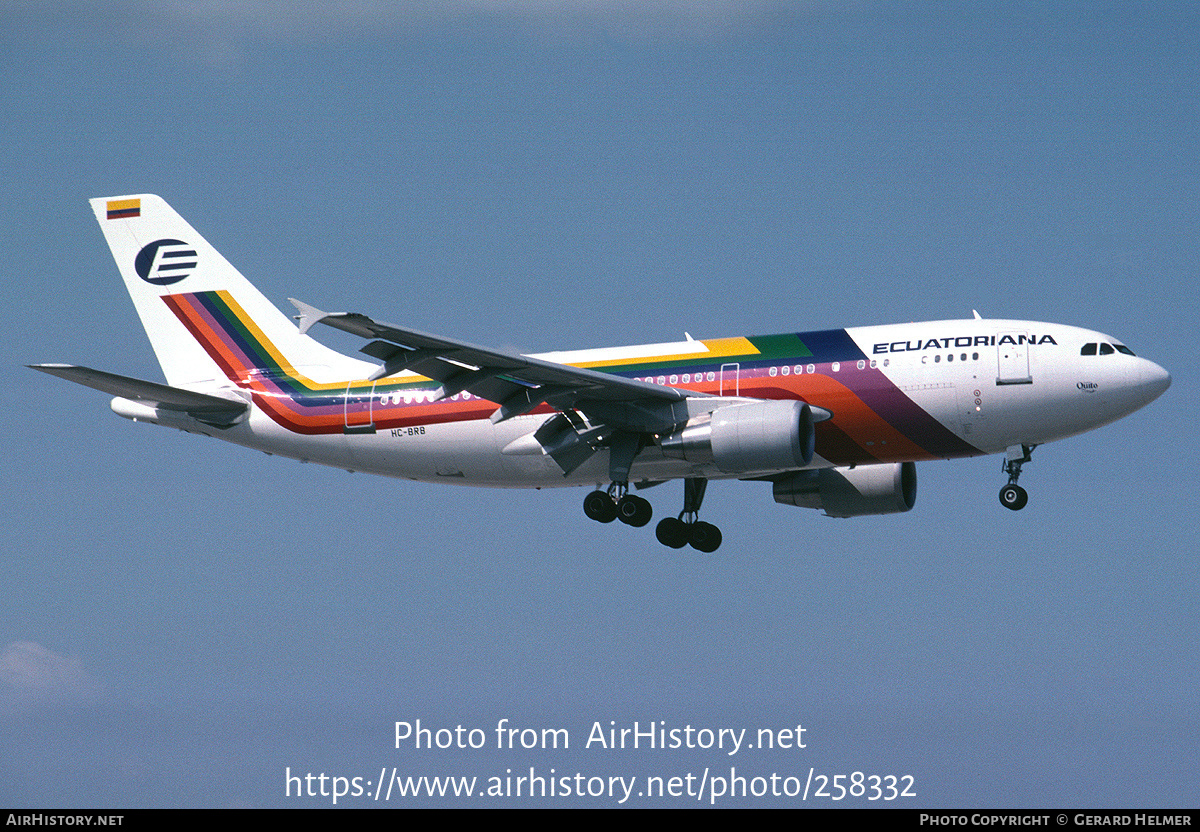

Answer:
[2,0,1196,808]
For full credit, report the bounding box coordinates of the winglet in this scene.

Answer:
[289,298,330,335]
[972,309,982,320]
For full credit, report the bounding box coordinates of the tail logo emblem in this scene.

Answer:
[135,239,198,285]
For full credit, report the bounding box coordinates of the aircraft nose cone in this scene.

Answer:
[1139,359,1171,405]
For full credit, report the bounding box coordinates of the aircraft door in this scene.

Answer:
[720,363,740,396]
[996,331,1032,385]
[344,380,378,433]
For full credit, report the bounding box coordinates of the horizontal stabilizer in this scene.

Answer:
[29,364,247,426]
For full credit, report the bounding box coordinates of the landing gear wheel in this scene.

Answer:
[617,494,653,527]
[999,483,1028,511]
[583,490,617,523]
[655,517,689,549]
[689,521,722,553]
[998,444,1035,512]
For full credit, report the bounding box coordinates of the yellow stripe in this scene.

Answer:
[215,291,350,390]
[217,290,418,390]
[573,337,759,369]
[219,290,759,389]
[106,198,140,212]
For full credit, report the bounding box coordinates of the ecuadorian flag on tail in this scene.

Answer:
[106,198,140,220]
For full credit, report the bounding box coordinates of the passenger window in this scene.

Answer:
[1081,343,1098,355]
[1099,343,1114,355]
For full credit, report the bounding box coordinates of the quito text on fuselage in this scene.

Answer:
[32,195,1171,552]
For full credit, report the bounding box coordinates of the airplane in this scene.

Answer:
[31,195,1171,552]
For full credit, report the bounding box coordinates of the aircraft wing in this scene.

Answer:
[290,299,707,426]
[29,364,247,426]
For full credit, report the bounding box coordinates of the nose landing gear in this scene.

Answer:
[999,483,1028,511]
[999,444,1036,511]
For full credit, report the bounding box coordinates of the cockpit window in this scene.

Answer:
[1083,342,1135,357]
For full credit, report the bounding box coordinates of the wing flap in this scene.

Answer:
[289,299,702,425]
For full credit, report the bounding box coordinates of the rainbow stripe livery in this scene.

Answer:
[30,195,1171,551]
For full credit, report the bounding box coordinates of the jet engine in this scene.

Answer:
[660,400,815,474]
[772,462,917,517]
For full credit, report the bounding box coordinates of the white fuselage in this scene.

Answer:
[150,318,1168,489]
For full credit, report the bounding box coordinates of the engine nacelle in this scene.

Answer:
[773,462,917,517]
[660,400,814,474]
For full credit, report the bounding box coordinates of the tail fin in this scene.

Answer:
[91,195,362,387]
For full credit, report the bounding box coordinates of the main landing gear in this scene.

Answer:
[583,484,652,527]
[583,477,723,552]
[583,431,653,528]
[656,516,722,553]
[582,431,722,551]
[655,477,722,553]
[999,444,1037,511]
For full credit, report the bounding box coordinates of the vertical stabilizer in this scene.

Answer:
[90,195,363,387]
